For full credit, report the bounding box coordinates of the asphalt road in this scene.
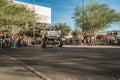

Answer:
[0,45,120,80]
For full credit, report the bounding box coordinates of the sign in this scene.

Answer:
[14,1,51,24]
[35,5,51,24]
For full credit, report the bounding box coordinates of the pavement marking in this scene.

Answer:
[2,55,52,80]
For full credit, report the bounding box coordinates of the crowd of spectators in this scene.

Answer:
[0,32,120,49]
[65,32,120,45]
[0,34,41,49]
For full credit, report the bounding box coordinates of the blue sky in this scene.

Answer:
[16,0,120,31]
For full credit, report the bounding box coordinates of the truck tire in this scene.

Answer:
[58,39,63,47]
[41,39,46,48]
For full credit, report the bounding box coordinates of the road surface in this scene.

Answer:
[0,45,120,80]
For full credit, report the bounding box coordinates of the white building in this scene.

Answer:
[14,1,51,24]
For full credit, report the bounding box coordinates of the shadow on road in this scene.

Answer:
[0,46,120,80]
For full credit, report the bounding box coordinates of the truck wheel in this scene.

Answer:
[41,39,46,48]
[58,39,63,47]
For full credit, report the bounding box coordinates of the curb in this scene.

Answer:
[63,45,120,48]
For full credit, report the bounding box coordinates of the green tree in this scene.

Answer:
[71,28,82,37]
[53,23,71,37]
[0,0,34,34]
[73,1,120,34]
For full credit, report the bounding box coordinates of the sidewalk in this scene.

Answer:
[0,55,42,80]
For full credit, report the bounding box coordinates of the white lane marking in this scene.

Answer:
[2,55,52,80]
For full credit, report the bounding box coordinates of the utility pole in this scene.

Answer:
[11,19,13,34]
[32,0,35,37]
[82,0,84,33]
